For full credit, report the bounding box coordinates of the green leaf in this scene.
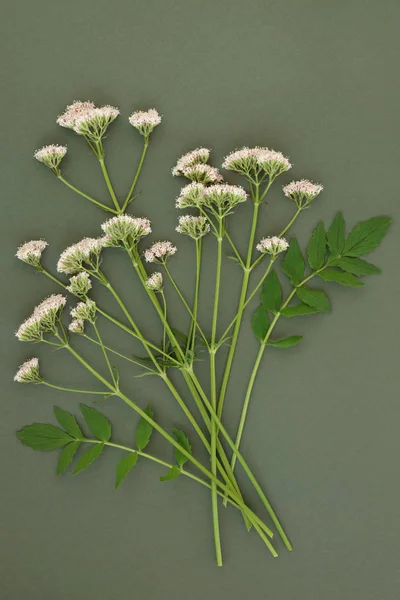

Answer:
[135,405,154,451]
[296,286,331,312]
[57,441,80,475]
[343,216,391,257]
[307,222,326,270]
[115,452,138,489]
[327,212,345,256]
[261,270,282,312]
[281,303,322,317]
[173,428,192,468]
[73,443,104,474]
[54,407,83,439]
[268,336,303,348]
[331,257,381,275]
[80,404,111,442]
[160,466,181,482]
[251,304,270,341]
[282,237,304,285]
[318,269,364,287]
[16,424,73,451]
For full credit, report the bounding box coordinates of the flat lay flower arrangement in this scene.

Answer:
[15,100,391,566]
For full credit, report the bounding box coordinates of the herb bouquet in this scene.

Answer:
[14,100,391,566]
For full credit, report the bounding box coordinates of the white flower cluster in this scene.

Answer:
[70,299,97,322]
[69,319,85,335]
[222,146,291,178]
[16,295,67,342]
[202,184,248,216]
[101,215,152,246]
[172,148,210,177]
[14,357,42,383]
[34,145,67,171]
[145,272,163,291]
[256,236,289,255]
[66,272,92,297]
[176,215,210,240]
[16,240,48,267]
[283,180,323,206]
[144,241,177,263]
[57,237,109,274]
[57,100,119,141]
[129,109,162,136]
[175,182,206,209]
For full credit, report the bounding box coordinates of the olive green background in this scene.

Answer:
[1,1,398,598]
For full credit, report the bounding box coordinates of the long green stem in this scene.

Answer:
[96,142,120,213]
[92,321,117,386]
[83,334,155,371]
[121,136,149,212]
[42,382,107,395]
[57,175,117,214]
[187,238,202,354]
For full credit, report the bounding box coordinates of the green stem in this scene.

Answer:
[187,238,202,354]
[96,141,120,213]
[42,382,107,395]
[57,176,117,214]
[92,321,117,386]
[83,335,155,371]
[160,290,167,372]
[121,136,149,212]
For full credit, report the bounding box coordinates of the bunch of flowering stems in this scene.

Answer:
[15,100,391,566]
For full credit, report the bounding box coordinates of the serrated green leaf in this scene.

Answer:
[280,303,322,317]
[251,304,270,341]
[268,336,303,348]
[343,216,391,257]
[307,222,326,270]
[57,441,80,475]
[318,269,364,287]
[17,424,73,451]
[54,407,83,439]
[331,257,381,275]
[282,237,304,285]
[136,405,153,451]
[73,443,104,474]
[296,286,331,312]
[173,428,192,468]
[160,466,181,482]
[261,270,282,312]
[115,452,138,489]
[327,212,345,256]
[80,404,111,442]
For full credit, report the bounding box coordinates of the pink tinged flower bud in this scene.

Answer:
[129,109,162,136]
[34,145,67,171]
[16,240,48,267]
[101,215,151,246]
[68,318,85,334]
[14,358,42,383]
[256,149,292,178]
[256,236,289,255]
[283,179,323,207]
[175,182,206,208]
[172,148,211,177]
[145,272,163,291]
[176,215,210,239]
[144,241,177,263]
[57,101,96,129]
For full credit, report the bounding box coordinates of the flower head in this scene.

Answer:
[101,215,151,246]
[57,237,107,274]
[34,145,67,171]
[68,318,85,335]
[256,236,289,255]
[16,240,48,267]
[145,272,163,292]
[73,105,120,141]
[57,101,96,129]
[172,148,210,177]
[202,184,247,216]
[283,179,323,207]
[66,272,92,297]
[70,299,97,322]
[129,109,162,136]
[182,163,223,184]
[175,182,206,209]
[16,294,67,341]
[256,149,292,178]
[222,146,269,174]
[176,215,210,240]
[14,358,42,383]
[144,241,177,263]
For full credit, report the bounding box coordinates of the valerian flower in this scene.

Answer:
[57,237,108,274]
[283,180,323,207]
[14,358,42,383]
[176,215,210,240]
[16,240,48,267]
[66,272,92,297]
[172,148,210,177]
[182,163,223,184]
[175,182,206,209]
[57,101,96,129]
[68,319,85,334]
[16,295,67,341]
[202,184,247,216]
[34,145,67,172]
[73,105,120,141]
[256,149,292,178]
[129,109,162,136]
[222,146,270,175]
[70,299,97,322]
[144,241,177,263]
[145,272,163,291]
[101,215,151,247]
[256,236,289,255]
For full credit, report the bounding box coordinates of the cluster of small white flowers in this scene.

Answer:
[129,109,162,136]
[66,272,92,297]
[176,215,210,239]
[182,163,223,184]
[16,294,67,341]
[256,149,292,177]
[69,319,85,334]
[14,357,41,383]
[70,299,97,322]
[203,184,248,215]
[56,101,96,129]
[57,237,108,274]
[283,179,323,206]
[256,236,289,255]
[74,105,120,140]
[145,272,163,291]
[222,147,269,173]
[16,240,48,267]
[175,182,206,209]
[172,148,210,177]
[34,145,67,170]
[144,241,177,263]
[101,215,152,245]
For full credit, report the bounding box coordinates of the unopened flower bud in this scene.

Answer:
[145,272,163,291]
[68,319,85,334]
